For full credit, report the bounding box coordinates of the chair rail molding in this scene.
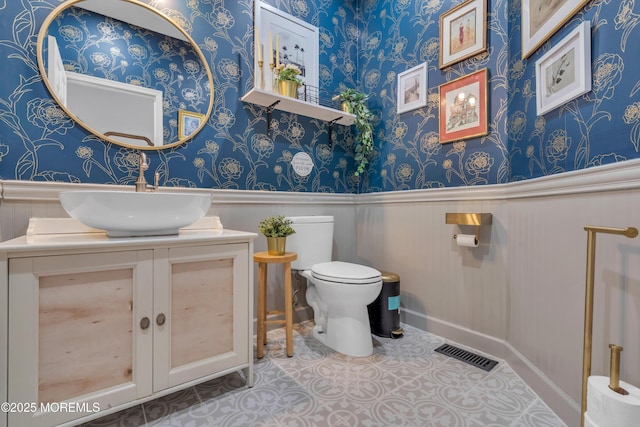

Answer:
[2,157,640,204]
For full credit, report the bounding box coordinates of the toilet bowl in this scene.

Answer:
[302,261,382,357]
[286,216,382,357]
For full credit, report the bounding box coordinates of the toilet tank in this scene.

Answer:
[286,216,333,270]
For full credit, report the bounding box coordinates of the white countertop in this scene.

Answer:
[0,217,257,256]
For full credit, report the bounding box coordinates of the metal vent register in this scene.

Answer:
[434,344,498,372]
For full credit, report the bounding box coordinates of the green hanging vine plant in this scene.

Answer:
[339,88,375,176]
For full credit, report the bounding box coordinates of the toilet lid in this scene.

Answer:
[311,261,381,284]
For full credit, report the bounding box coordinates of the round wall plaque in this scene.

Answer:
[291,152,314,177]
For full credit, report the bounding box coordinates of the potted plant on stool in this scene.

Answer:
[258,215,296,255]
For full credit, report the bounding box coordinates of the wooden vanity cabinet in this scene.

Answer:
[9,250,154,427]
[154,244,250,391]
[1,225,255,427]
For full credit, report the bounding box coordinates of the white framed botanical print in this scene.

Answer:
[535,21,591,116]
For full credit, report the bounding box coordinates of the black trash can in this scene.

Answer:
[368,271,404,339]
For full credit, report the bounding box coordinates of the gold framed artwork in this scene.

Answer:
[438,68,488,144]
[535,21,591,116]
[439,0,487,69]
[178,110,205,139]
[521,0,589,59]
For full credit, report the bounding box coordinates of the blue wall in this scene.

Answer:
[359,0,510,192]
[508,0,640,180]
[0,0,359,191]
[1,0,639,192]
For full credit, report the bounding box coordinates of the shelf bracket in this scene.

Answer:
[266,101,280,137]
[327,116,342,147]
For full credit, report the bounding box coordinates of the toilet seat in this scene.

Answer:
[311,261,381,285]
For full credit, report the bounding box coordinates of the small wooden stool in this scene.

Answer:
[254,251,297,358]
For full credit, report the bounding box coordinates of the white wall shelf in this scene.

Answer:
[241,88,356,126]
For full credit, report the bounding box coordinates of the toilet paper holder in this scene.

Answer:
[581,225,639,427]
[446,213,492,244]
[608,344,628,395]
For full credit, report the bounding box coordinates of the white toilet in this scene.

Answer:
[286,216,382,357]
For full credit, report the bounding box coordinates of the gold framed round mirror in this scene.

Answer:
[36,0,214,149]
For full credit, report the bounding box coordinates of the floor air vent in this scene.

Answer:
[434,344,498,371]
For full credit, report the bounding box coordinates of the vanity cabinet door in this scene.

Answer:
[153,243,249,391]
[8,251,154,427]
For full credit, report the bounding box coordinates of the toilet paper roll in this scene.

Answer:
[587,375,640,427]
[583,411,597,427]
[456,234,478,247]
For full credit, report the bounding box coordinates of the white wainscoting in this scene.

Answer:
[3,158,640,426]
[354,159,640,426]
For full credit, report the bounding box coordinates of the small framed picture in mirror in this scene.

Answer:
[179,110,205,139]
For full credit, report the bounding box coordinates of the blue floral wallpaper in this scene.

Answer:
[47,6,210,145]
[0,0,359,191]
[1,0,639,192]
[508,0,640,181]
[360,0,509,191]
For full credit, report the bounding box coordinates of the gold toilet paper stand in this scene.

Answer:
[580,225,638,427]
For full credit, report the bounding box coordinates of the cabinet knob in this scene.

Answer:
[140,316,150,330]
[156,313,166,326]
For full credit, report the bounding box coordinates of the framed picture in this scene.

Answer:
[522,0,589,59]
[439,0,487,69]
[178,110,205,139]
[438,68,488,144]
[535,21,591,116]
[255,1,319,91]
[397,63,428,114]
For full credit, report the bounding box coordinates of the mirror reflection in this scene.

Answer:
[38,0,213,149]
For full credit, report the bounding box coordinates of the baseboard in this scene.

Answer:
[503,341,580,426]
[401,308,579,426]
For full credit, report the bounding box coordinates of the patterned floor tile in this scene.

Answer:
[82,404,146,427]
[145,388,208,427]
[193,370,249,400]
[82,321,567,427]
[369,393,449,425]
[516,398,568,427]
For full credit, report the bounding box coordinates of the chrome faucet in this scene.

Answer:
[135,153,159,192]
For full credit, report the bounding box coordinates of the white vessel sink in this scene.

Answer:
[59,190,212,237]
